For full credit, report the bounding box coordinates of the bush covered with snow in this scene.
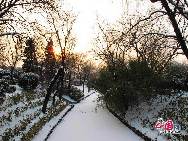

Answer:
[0,69,23,85]
[0,69,11,79]
[165,63,188,80]
[0,91,6,104]
[0,79,16,93]
[0,78,16,105]
[68,87,84,101]
[0,79,9,92]
[18,72,39,90]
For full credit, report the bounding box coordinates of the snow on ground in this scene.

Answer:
[0,84,67,140]
[9,85,22,96]
[124,91,188,141]
[62,95,76,103]
[41,92,143,141]
[181,91,188,98]
[32,106,72,141]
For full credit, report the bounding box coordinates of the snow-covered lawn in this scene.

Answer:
[35,91,143,141]
[0,84,67,141]
[123,91,188,141]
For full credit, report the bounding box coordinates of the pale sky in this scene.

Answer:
[63,0,123,53]
[61,0,160,53]
[61,0,187,63]
[14,0,187,66]
[16,0,157,54]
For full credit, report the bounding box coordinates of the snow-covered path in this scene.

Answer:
[45,91,143,141]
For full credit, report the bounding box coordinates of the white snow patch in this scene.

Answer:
[62,95,76,103]
[9,85,22,96]
[44,92,143,141]
[32,106,72,141]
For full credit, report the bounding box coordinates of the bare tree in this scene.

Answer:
[95,14,178,73]
[0,0,60,72]
[0,0,57,18]
[0,35,24,78]
[42,9,77,113]
[150,0,188,59]
[0,0,57,36]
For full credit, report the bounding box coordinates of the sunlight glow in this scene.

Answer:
[63,0,123,53]
[53,46,62,55]
[62,0,159,53]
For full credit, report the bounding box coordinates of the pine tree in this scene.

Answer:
[44,38,56,81]
[22,38,38,73]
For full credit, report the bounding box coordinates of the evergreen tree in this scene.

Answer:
[44,38,56,82]
[22,38,38,73]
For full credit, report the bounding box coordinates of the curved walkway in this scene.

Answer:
[45,91,143,141]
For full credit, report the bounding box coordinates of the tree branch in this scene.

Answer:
[0,32,19,37]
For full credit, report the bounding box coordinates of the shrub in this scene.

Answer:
[164,63,188,81]
[151,62,188,91]
[0,91,5,104]
[0,78,16,93]
[68,87,84,101]
[0,79,9,92]
[0,69,11,79]
[72,79,82,86]
[94,60,159,113]
[6,86,16,93]
[95,68,113,94]
[0,69,22,84]
[18,72,39,90]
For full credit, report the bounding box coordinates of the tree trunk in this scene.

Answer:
[83,81,84,93]
[160,0,188,59]
[68,71,72,90]
[10,66,15,83]
[42,67,64,113]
